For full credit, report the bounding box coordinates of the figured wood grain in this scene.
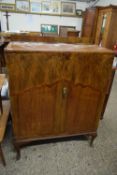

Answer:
[5,42,114,141]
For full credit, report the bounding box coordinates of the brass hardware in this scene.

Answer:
[62,87,68,98]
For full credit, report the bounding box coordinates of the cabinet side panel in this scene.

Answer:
[82,8,98,42]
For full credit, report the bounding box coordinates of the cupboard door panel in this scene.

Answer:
[101,12,112,47]
[65,86,101,134]
[8,52,65,139]
[12,85,60,139]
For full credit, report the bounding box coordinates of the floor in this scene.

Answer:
[0,72,117,175]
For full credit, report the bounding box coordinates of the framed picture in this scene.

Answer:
[0,4,15,10]
[61,2,76,15]
[16,0,29,12]
[0,0,15,4]
[30,2,41,13]
[41,1,51,13]
[51,1,60,14]
[41,24,58,34]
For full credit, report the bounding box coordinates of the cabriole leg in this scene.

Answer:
[90,133,97,147]
[13,141,21,160]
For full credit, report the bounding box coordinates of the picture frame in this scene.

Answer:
[0,4,15,10]
[30,1,41,13]
[41,24,58,34]
[41,1,51,13]
[61,2,76,15]
[0,0,15,4]
[51,1,60,14]
[16,0,29,12]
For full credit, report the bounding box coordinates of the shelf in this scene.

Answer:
[0,10,81,18]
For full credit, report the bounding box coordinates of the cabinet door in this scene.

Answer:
[95,9,112,47]
[7,52,64,139]
[63,54,112,134]
[65,85,101,134]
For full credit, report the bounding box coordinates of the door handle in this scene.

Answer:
[62,87,68,98]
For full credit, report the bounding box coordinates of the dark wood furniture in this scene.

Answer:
[101,68,116,119]
[82,6,117,118]
[95,5,117,117]
[0,42,6,68]
[59,26,76,37]
[0,74,10,166]
[95,6,117,118]
[0,33,92,67]
[0,40,10,69]
[6,34,92,44]
[0,42,4,72]
[82,5,117,49]
[5,42,114,158]
[67,30,80,37]
[95,5,117,49]
[81,7,98,42]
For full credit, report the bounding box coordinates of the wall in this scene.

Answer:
[90,0,117,7]
[0,1,88,34]
[0,13,82,33]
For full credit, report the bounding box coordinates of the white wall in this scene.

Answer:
[0,1,88,33]
[0,12,83,32]
[92,0,117,6]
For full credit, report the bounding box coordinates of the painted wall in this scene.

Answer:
[0,13,82,33]
[0,1,88,34]
[95,0,117,6]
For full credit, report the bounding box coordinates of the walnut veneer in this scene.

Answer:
[5,42,114,158]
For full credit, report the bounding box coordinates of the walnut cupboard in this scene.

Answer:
[5,42,114,158]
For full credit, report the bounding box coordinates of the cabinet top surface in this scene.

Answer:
[5,42,113,54]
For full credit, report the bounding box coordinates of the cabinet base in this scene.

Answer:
[13,132,97,160]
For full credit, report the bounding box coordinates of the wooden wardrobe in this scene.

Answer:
[95,5,117,49]
[81,7,98,42]
[82,5,117,49]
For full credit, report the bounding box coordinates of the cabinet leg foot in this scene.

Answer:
[0,144,6,166]
[13,141,21,160]
[90,133,97,147]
